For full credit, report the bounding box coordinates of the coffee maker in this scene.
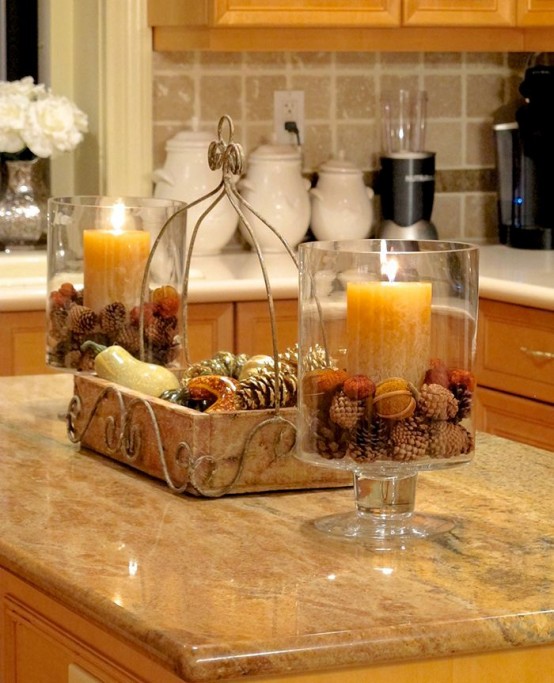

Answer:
[377,90,438,240]
[493,58,554,250]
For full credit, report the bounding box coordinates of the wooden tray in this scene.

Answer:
[68,375,350,497]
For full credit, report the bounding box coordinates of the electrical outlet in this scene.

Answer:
[273,90,305,145]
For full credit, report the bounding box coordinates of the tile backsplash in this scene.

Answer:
[152,51,530,243]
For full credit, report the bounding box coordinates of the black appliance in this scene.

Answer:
[378,152,438,240]
[377,89,438,239]
[494,63,554,250]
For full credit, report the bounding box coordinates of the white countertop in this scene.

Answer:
[1,244,553,313]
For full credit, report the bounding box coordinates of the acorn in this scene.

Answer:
[301,368,348,410]
[373,377,417,420]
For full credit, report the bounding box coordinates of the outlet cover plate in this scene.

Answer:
[273,90,305,145]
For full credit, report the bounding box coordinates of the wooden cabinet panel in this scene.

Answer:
[184,302,234,362]
[148,0,209,26]
[0,305,234,376]
[149,0,554,51]
[404,0,515,26]
[474,299,554,451]
[1,568,183,683]
[0,311,52,377]
[475,387,554,451]
[475,299,554,405]
[213,0,401,27]
[518,0,554,25]
[235,299,298,356]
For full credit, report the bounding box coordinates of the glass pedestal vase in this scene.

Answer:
[297,239,479,549]
[0,157,48,249]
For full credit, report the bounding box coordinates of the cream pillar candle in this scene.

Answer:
[83,202,151,313]
[346,278,432,388]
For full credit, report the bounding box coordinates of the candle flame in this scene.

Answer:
[380,240,398,282]
[110,200,126,232]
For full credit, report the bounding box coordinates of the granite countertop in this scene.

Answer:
[1,244,554,312]
[0,374,552,681]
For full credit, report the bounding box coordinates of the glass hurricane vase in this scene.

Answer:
[46,196,186,372]
[296,239,479,548]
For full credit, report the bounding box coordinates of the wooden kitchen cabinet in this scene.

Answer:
[149,0,401,28]
[149,0,554,51]
[0,301,297,376]
[0,304,233,377]
[518,0,554,25]
[404,0,515,27]
[0,311,51,377]
[209,0,400,27]
[1,567,183,683]
[185,302,234,361]
[235,299,298,356]
[474,299,554,452]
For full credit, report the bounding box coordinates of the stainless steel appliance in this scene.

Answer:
[377,89,438,240]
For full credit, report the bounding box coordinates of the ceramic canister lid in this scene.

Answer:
[248,144,302,161]
[165,130,214,151]
[318,151,362,174]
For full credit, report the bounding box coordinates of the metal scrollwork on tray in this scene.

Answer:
[67,382,297,497]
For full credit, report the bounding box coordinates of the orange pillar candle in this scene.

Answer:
[83,204,151,313]
[346,279,432,388]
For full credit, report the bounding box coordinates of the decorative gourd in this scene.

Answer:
[81,341,180,397]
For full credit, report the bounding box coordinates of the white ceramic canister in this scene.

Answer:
[238,144,311,252]
[153,130,238,255]
[310,152,374,241]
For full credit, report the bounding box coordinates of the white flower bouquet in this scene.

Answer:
[0,76,88,159]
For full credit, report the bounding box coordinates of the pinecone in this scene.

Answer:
[278,343,299,370]
[308,417,348,460]
[301,344,330,372]
[390,417,429,461]
[236,368,297,410]
[145,316,175,348]
[450,383,473,422]
[115,326,141,356]
[329,390,365,430]
[346,417,390,462]
[64,349,82,369]
[67,305,97,334]
[366,417,392,460]
[417,383,458,421]
[99,301,127,336]
[48,307,68,340]
[428,421,474,459]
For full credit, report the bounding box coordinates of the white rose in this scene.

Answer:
[0,76,38,99]
[0,94,28,153]
[22,95,89,158]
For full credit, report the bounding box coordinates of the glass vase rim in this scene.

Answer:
[298,238,479,255]
[47,195,186,210]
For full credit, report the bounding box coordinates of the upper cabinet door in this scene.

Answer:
[212,0,401,27]
[518,0,554,25]
[403,0,515,26]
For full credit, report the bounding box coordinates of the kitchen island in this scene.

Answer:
[0,374,552,683]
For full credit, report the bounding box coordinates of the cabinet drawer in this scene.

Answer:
[475,387,554,452]
[476,299,554,404]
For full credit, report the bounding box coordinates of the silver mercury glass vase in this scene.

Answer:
[0,157,49,248]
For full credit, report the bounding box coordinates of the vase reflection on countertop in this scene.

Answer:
[0,157,49,248]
